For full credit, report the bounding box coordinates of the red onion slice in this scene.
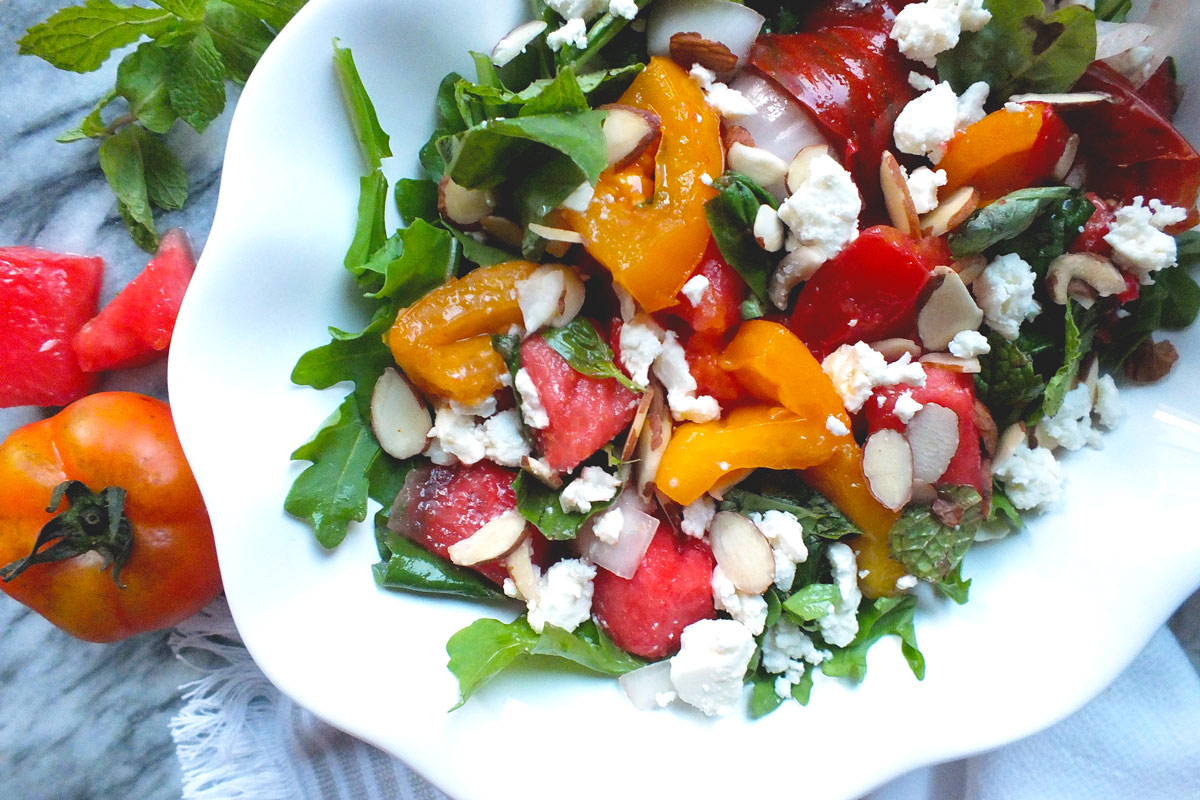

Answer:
[729,71,831,176]
[618,660,676,710]
[647,0,765,70]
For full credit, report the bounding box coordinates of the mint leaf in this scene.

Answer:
[889,487,983,582]
[374,531,504,600]
[333,41,393,170]
[99,125,157,249]
[949,187,1075,258]
[19,0,176,73]
[285,394,381,548]
[1042,301,1093,417]
[204,0,273,85]
[718,472,862,540]
[975,331,1044,428]
[512,471,615,541]
[153,0,205,20]
[162,27,228,133]
[705,172,778,305]
[542,318,640,392]
[218,0,306,31]
[116,43,177,133]
[58,89,119,142]
[822,596,924,683]
[140,132,189,211]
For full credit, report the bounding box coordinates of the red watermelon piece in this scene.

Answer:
[73,228,195,372]
[592,522,717,659]
[520,334,639,472]
[0,247,103,408]
[394,461,549,586]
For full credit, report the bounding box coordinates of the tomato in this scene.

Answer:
[1071,193,1117,258]
[0,247,102,408]
[73,229,195,372]
[1137,59,1181,119]
[660,239,746,336]
[685,333,744,406]
[788,226,933,360]
[0,393,220,642]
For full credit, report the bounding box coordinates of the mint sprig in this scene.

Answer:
[19,0,307,250]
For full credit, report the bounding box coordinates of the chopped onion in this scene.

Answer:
[646,0,765,71]
[1094,21,1153,60]
[618,660,676,711]
[729,71,831,179]
[577,492,659,579]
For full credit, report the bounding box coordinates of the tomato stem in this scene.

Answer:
[0,480,135,588]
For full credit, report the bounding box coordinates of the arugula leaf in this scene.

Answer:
[290,323,394,414]
[420,73,470,179]
[748,671,786,718]
[395,178,439,225]
[344,171,390,277]
[1094,0,1131,22]
[18,0,176,73]
[937,0,1096,99]
[116,43,176,134]
[822,596,924,683]
[447,226,516,268]
[934,562,971,604]
[1042,301,1094,417]
[705,172,778,305]
[975,331,1044,427]
[563,0,654,71]
[160,26,228,134]
[446,616,643,708]
[98,125,158,248]
[373,531,505,600]
[512,471,615,541]
[948,187,1074,258]
[513,153,590,235]
[369,219,457,305]
[333,41,393,170]
[285,394,381,548]
[204,0,274,85]
[782,583,840,622]
[542,318,640,392]
[520,66,589,116]
[889,487,983,582]
[1157,264,1200,330]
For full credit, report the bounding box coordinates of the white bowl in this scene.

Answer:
[169,1,1200,798]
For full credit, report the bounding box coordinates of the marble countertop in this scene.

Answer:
[1,3,1198,800]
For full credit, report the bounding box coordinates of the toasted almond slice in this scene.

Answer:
[601,104,663,171]
[1046,253,1126,308]
[974,399,999,457]
[370,368,432,460]
[992,422,1028,472]
[669,32,738,73]
[917,269,984,351]
[906,403,960,484]
[709,511,775,594]
[528,222,584,244]
[522,455,562,489]
[491,20,547,67]
[1007,91,1110,107]
[504,537,541,602]
[953,254,988,285]
[439,177,496,229]
[921,186,979,237]
[785,144,831,194]
[1052,133,1080,182]
[919,352,981,373]
[880,151,920,236]
[722,122,755,151]
[447,509,527,566]
[910,481,937,505]
[870,338,921,361]
[708,468,754,501]
[621,386,658,462]
[480,215,524,249]
[728,143,787,193]
[863,429,914,511]
[636,388,673,503]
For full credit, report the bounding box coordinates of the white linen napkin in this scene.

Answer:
[170,598,1199,800]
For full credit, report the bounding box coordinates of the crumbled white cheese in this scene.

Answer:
[503,577,522,600]
[754,204,785,252]
[973,253,1041,340]
[1004,101,1027,114]
[546,0,606,21]
[653,330,722,423]
[893,80,990,163]
[895,574,919,591]
[893,391,924,424]
[889,0,992,68]
[428,406,486,465]
[948,329,991,358]
[1092,374,1124,430]
[750,510,808,591]
[1104,197,1188,285]
[1036,383,1101,451]
[818,542,862,648]
[514,368,550,430]
[904,166,948,214]
[481,409,530,467]
[908,71,937,92]
[613,284,637,323]
[559,180,595,212]
[526,559,596,634]
[761,619,830,699]
[517,266,567,332]
[450,394,498,418]
[994,441,1064,510]
[821,342,927,414]
[591,505,625,545]
[608,0,638,19]
[681,274,711,306]
[669,619,756,716]
[547,17,589,51]
[560,466,622,513]
[711,567,769,636]
[680,495,716,539]
[689,65,757,121]
[826,414,851,437]
[618,315,665,388]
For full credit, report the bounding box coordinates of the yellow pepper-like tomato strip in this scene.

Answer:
[387,260,538,405]
[656,406,836,507]
[561,57,723,312]
[720,321,904,597]
[940,103,1069,205]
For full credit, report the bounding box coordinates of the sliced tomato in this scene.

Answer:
[1137,58,1181,119]
[685,333,744,406]
[787,226,933,361]
[1070,193,1116,258]
[0,247,102,408]
[798,0,903,32]
[661,239,746,336]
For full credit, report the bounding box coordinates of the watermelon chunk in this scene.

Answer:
[73,228,196,372]
[0,247,103,408]
[520,335,639,472]
[592,522,716,658]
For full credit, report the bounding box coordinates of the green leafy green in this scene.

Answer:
[160,26,227,133]
[934,562,971,604]
[822,596,924,683]
[719,472,862,540]
[116,43,176,133]
[291,323,393,414]
[512,471,615,541]
[782,584,840,623]
[1000,193,1097,273]
[889,488,983,583]
[975,332,1044,427]
[446,616,643,708]
[369,220,457,304]
[748,672,786,718]
[1042,301,1093,417]
[937,0,1097,99]
[1094,0,1131,22]
[705,172,778,306]
[18,0,176,73]
[218,0,307,31]
[373,531,505,600]
[949,187,1075,258]
[98,124,189,249]
[205,1,274,86]
[542,318,640,392]
[394,178,439,226]
[344,172,390,277]
[333,40,393,170]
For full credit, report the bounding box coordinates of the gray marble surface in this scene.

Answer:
[0,3,1198,800]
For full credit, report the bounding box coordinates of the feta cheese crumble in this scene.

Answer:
[547,17,588,51]
[761,619,831,699]
[821,342,927,413]
[1036,383,1101,451]
[669,619,756,716]
[893,391,924,424]
[818,543,862,647]
[618,315,665,388]
[1092,374,1125,430]
[608,0,638,19]
[480,409,530,466]
[889,0,992,68]
[681,274,711,306]
[711,566,769,635]
[546,0,606,21]
[680,495,716,539]
[895,574,919,591]
[526,559,597,634]
[973,253,1041,340]
[904,166,948,215]
[749,510,808,590]
[948,329,991,358]
[591,505,625,545]
[826,414,851,437]
[514,368,550,430]
[428,405,486,464]
[517,265,574,332]
[1103,197,1189,285]
[994,441,1064,510]
[653,330,722,422]
[893,80,989,163]
[560,466,622,513]
[688,65,757,121]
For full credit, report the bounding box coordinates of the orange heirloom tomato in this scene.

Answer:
[561,57,723,312]
[656,406,837,507]
[0,392,220,642]
[940,102,1071,204]
[719,321,904,597]
[387,260,539,405]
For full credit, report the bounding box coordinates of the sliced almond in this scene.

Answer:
[880,151,920,236]
[920,186,979,237]
[919,352,981,373]
[785,144,831,194]
[601,104,662,171]
[669,32,738,73]
[863,429,914,511]
[490,20,547,67]
[709,511,775,594]
[905,403,960,484]
[953,254,988,285]
[974,399,999,457]
[727,143,787,193]
[917,269,984,351]
[439,177,496,229]
[636,388,673,503]
[528,222,584,244]
[910,481,937,505]
[708,468,754,501]
[870,338,921,361]
[992,422,1028,472]
[480,215,523,249]
[447,509,528,566]
[722,122,754,151]
[620,386,657,462]
[504,537,541,603]
[1007,91,1110,107]
[1052,134,1080,182]
[370,368,432,459]
[1045,253,1126,308]
[522,455,562,489]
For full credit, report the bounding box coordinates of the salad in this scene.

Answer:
[286,0,1200,717]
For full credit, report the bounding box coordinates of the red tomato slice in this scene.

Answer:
[660,239,746,336]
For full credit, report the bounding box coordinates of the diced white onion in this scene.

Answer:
[618,660,676,710]
[729,71,830,171]
[576,492,659,579]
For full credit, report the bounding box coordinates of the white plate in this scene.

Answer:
[169,1,1200,798]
